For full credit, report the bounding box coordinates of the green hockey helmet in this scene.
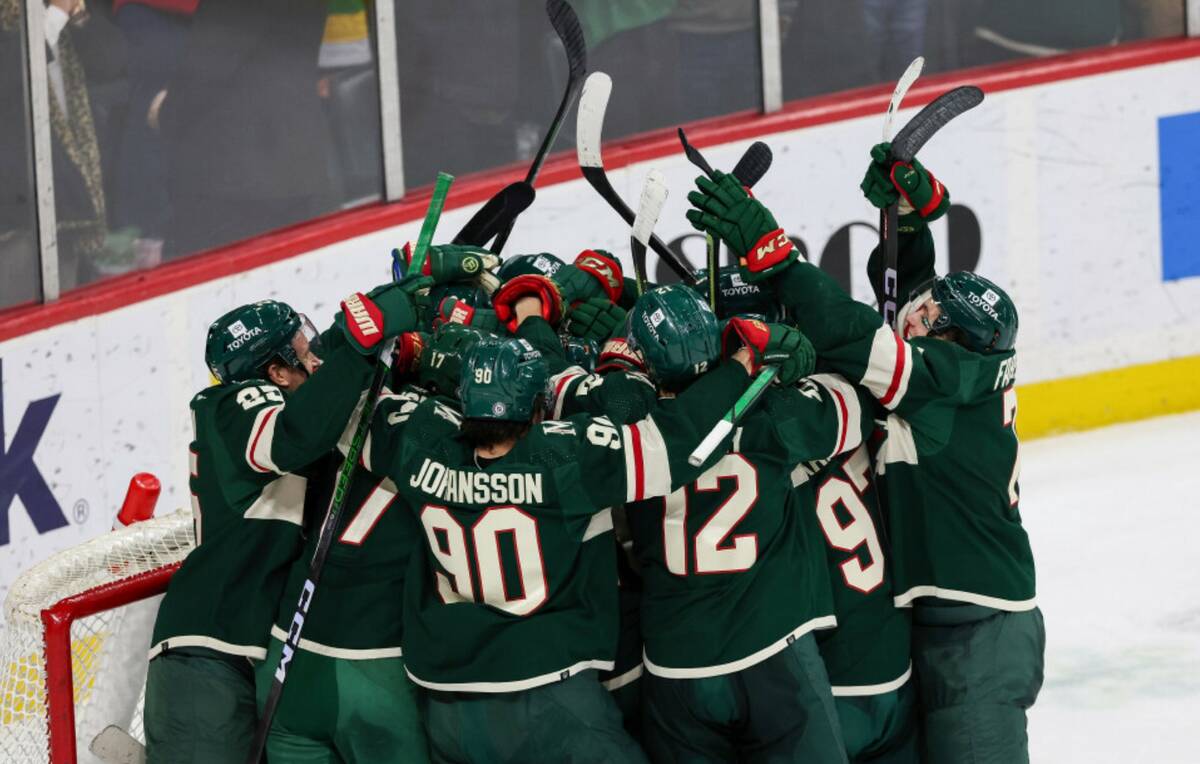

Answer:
[917,272,1018,354]
[692,265,785,321]
[459,338,549,421]
[205,300,312,384]
[497,252,565,282]
[627,284,721,389]
[420,323,487,396]
[561,335,600,372]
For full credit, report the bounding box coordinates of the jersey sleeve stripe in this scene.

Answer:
[862,326,911,410]
[810,373,865,458]
[549,367,587,419]
[623,423,646,502]
[582,508,614,542]
[246,405,284,474]
[636,418,672,499]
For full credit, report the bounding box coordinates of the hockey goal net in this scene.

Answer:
[0,508,195,764]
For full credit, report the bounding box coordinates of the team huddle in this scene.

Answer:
[143,145,1044,764]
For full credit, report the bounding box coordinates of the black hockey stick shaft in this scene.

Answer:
[245,174,454,764]
[880,85,984,326]
[490,0,587,254]
[452,181,535,247]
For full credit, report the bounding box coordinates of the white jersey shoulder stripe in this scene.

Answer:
[808,373,864,459]
[549,366,588,419]
[861,326,913,410]
[246,404,284,474]
[635,417,671,499]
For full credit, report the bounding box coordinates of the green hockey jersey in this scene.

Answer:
[797,442,912,694]
[624,373,872,678]
[270,384,429,658]
[152,328,375,659]
[365,361,752,691]
[773,231,1035,611]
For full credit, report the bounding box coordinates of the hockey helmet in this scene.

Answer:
[561,335,600,372]
[916,272,1018,354]
[497,252,566,282]
[627,284,721,389]
[692,265,785,322]
[459,338,549,422]
[420,323,487,397]
[205,300,315,384]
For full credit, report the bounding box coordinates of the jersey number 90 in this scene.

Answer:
[420,505,548,616]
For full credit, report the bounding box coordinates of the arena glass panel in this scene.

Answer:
[781,0,1187,100]
[44,0,383,294]
[396,0,762,188]
[0,0,40,309]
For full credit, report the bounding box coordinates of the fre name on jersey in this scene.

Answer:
[410,458,545,506]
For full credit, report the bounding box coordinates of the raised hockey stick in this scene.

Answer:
[246,173,455,764]
[452,181,536,248]
[688,365,778,467]
[631,170,669,295]
[677,129,773,313]
[879,57,924,327]
[489,0,587,254]
[577,72,696,282]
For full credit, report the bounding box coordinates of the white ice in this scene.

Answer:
[1024,411,1200,762]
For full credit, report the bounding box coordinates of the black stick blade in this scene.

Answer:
[678,128,717,179]
[452,182,536,247]
[547,0,587,79]
[732,141,773,188]
[890,85,984,162]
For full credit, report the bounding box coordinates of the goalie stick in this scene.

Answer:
[245,172,455,764]
[676,128,773,314]
[878,57,924,327]
[630,170,669,295]
[693,85,983,468]
[577,72,696,282]
[488,0,587,254]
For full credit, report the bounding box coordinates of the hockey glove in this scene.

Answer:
[722,317,815,386]
[492,274,564,332]
[596,337,647,374]
[338,281,424,354]
[563,298,628,342]
[434,296,504,335]
[860,143,950,230]
[404,243,500,285]
[553,249,625,306]
[685,171,795,283]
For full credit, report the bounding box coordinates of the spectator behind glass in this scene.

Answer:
[153,0,336,258]
[0,0,109,292]
[111,0,198,272]
[862,0,929,84]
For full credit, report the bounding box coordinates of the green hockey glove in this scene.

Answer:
[338,281,424,354]
[434,295,504,336]
[685,171,795,282]
[553,249,625,305]
[418,244,500,285]
[721,317,814,386]
[563,297,628,342]
[860,143,951,230]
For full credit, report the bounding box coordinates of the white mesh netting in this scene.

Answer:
[0,509,195,764]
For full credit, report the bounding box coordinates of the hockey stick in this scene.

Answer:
[878,57,924,327]
[246,172,454,764]
[631,170,669,295]
[577,72,696,282]
[452,181,536,248]
[489,0,587,254]
[688,366,778,467]
[676,129,773,314]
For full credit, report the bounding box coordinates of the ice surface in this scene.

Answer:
[1024,411,1200,762]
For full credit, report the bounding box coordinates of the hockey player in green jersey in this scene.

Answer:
[251,325,486,764]
[614,286,871,764]
[145,281,425,764]
[685,148,1043,764]
[359,313,763,764]
[798,446,917,763]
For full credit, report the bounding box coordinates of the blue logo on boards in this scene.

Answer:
[1159,110,1200,281]
[0,359,67,545]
